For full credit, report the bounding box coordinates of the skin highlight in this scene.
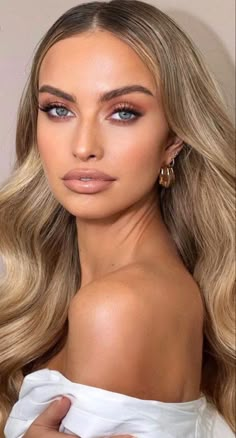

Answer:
[0,1,235,434]
[30,29,188,437]
[37,30,184,288]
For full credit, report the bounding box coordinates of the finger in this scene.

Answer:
[32,396,71,429]
[24,429,80,438]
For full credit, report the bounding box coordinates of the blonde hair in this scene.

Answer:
[0,0,235,434]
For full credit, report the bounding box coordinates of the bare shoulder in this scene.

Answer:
[70,261,204,334]
[65,269,160,398]
[65,262,204,401]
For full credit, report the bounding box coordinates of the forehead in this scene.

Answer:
[38,30,157,96]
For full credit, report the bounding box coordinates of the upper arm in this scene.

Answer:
[64,279,182,399]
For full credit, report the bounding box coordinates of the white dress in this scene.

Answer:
[4,368,234,438]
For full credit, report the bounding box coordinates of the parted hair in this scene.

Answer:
[0,0,235,434]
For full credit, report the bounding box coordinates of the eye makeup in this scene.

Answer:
[37,100,144,125]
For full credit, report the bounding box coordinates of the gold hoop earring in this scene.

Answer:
[158,158,175,188]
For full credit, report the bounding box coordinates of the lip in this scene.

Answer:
[62,168,116,181]
[63,178,115,194]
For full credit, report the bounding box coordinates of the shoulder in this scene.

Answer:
[69,265,155,325]
[71,261,203,322]
[68,262,201,344]
[67,266,157,374]
[65,263,203,398]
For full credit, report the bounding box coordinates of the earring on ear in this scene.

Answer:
[158,151,179,188]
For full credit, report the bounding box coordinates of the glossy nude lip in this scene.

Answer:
[62,168,115,181]
[63,178,115,194]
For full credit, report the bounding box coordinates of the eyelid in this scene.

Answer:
[109,100,143,113]
[38,99,142,111]
[109,103,142,121]
[38,102,75,119]
[38,100,144,122]
[38,100,75,112]
[38,101,72,110]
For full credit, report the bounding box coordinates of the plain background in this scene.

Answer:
[0,0,235,273]
[0,0,235,183]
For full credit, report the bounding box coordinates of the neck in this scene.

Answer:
[76,190,173,287]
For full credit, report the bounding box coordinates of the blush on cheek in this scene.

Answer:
[130,139,163,169]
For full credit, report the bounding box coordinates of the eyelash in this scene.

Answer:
[37,101,143,125]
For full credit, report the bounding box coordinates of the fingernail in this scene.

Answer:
[55,396,63,403]
[59,396,70,404]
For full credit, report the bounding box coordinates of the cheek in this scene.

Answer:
[111,121,167,183]
[121,144,162,195]
[36,117,67,177]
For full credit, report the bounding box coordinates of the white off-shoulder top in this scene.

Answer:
[4,368,234,438]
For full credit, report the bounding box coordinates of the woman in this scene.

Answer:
[0,0,235,437]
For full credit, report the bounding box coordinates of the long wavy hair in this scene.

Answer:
[0,0,235,434]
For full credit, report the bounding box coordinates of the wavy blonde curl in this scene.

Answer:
[0,0,235,435]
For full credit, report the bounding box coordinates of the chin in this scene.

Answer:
[58,201,120,221]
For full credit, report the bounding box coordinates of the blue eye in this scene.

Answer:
[112,109,136,121]
[38,104,74,119]
[111,104,142,124]
[38,102,143,124]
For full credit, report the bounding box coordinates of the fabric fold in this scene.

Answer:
[4,368,234,438]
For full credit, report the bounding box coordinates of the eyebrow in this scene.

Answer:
[38,84,154,103]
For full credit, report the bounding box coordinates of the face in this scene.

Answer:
[37,30,183,218]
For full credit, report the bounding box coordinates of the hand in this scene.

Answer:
[23,396,136,438]
[23,397,77,437]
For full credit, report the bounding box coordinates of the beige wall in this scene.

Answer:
[0,0,235,184]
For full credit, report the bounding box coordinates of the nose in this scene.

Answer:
[72,120,104,161]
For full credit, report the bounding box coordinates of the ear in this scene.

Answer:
[161,134,184,166]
